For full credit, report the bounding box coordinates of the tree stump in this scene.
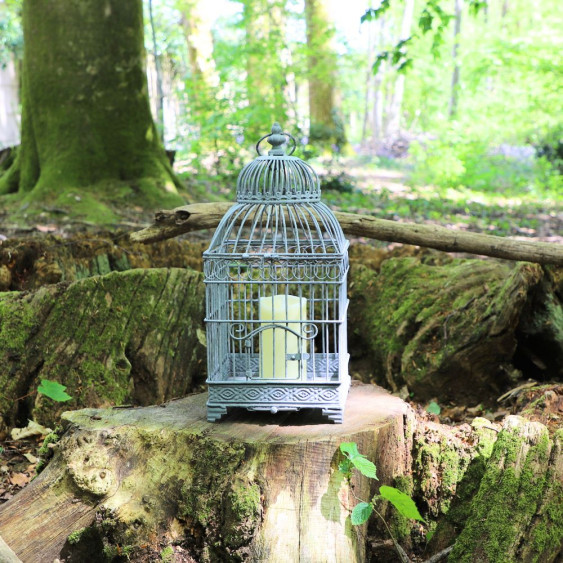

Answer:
[0,383,411,563]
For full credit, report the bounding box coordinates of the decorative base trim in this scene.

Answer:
[206,379,350,424]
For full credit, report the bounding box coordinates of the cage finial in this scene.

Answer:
[267,122,286,155]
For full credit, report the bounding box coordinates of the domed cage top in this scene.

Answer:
[203,123,350,423]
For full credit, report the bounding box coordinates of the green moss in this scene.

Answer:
[67,527,88,545]
[1,267,204,428]
[160,546,174,562]
[388,475,414,540]
[178,439,247,526]
[177,438,262,560]
[223,481,261,549]
[527,429,563,559]
[1,0,188,220]
[349,257,539,399]
[450,421,553,562]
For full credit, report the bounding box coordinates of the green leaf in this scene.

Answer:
[37,379,72,402]
[379,486,425,522]
[426,401,441,415]
[351,502,373,525]
[340,442,360,458]
[351,456,378,480]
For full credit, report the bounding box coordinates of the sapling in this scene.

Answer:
[339,442,424,563]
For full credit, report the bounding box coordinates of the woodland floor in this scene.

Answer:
[0,161,561,561]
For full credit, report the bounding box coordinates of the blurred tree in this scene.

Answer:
[241,0,289,138]
[304,0,346,149]
[448,0,462,118]
[178,0,218,103]
[385,0,414,136]
[0,0,185,220]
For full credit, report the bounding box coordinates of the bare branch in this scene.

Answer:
[130,203,563,266]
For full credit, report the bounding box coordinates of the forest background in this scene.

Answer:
[0,0,561,238]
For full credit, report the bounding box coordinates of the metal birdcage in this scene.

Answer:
[203,123,350,423]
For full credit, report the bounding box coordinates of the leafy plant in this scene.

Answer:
[339,442,424,562]
[37,379,72,402]
[320,171,356,194]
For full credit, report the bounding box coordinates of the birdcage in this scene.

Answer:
[203,123,349,423]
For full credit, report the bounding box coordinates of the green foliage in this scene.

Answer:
[0,0,22,64]
[338,441,425,560]
[339,442,378,479]
[407,136,562,199]
[320,171,355,194]
[37,379,72,402]
[379,485,425,522]
[160,546,174,562]
[426,401,441,415]
[351,501,373,525]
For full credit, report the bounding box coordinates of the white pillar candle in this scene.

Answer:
[259,295,307,379]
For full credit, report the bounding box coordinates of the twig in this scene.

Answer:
[422,545,454,563]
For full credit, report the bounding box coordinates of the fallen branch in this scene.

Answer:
[129,202,563,266]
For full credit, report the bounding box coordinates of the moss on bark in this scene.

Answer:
[349,257,546,403]
[0,267,205,433]
[0,0,185,221]
[450,417,562,562]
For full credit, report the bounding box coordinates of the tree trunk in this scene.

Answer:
[349,256,562,403]
[179,0,219,98]
[147,0,165,142]
[0,267,205,437]
[445,419,563,562]
[0,0,184,216]
[0,383,410,563]
[305,0,345,149]
[385,0,414,137]
[0,55,20,149]
[448,0,463,119]
[129,202,563,266]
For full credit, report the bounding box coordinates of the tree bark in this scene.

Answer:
[349,256,562,402]
[0,383,410,563]
[0,0,184,214]
[0,267,205,437]
[147,0,165,142]
[128,202,563,266]
[447,419,563,562]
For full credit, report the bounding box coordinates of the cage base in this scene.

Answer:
[206,379,349,424]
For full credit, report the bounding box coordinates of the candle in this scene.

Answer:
[259,295,307,379]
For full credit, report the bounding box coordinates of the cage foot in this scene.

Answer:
[207,405,228,422]
[322,408,343,424]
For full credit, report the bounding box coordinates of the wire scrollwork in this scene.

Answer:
[228,322,319,342]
